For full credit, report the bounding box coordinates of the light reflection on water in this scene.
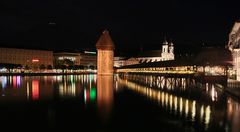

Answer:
[0,75,97,102]
[117,76,211,128]
[97,75,114,122]
[0,74,239,132]
[117,74,240,132]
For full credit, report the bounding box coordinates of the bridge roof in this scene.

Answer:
[117,58,195,69]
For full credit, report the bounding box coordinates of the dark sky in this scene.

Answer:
[0,0,239,53]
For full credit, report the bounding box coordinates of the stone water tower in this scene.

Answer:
[96,30,115,75]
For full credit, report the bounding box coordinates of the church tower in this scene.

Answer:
[161,38,169,61]
[168,41,175,60]
[161,36,175,61]
[96,30,115,75]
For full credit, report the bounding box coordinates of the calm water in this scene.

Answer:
[0,74,239,132]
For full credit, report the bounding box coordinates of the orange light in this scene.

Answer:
[32,80,39,100]
[13,76,17,88]
[32,59,39,62]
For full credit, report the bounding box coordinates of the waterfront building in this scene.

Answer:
[227,21,240,80]
[53,51,97,69]
[0,47,53,69]
[79,51,97,68]
[161,40,174,61]
[114,39,175,67]
[53,52,81,67]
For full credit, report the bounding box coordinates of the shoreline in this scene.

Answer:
[0,72,97,76]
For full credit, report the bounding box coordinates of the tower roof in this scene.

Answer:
[163,35,168,45]
[169,41,174,46]
[163,40,168,45]
[96,30,115,50]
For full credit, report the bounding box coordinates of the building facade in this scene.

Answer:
[227,21,240,80]
[53,52,81,67]
[161,40,174,61]
[0,47,53,69]
[79,51,97,68]
[114,40,175,67]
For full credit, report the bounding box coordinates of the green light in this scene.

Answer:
[84,51,96,54]
[90,88,96,100]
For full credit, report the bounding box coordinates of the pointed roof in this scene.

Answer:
[163,40,168,45]
[96,30,115,50]
[169,40,174,46]
[163,35,168,45]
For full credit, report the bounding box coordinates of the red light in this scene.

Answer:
[32,80,39,100]
[32,59,39,62]
[84,89,90,103]
[13,76,16,88]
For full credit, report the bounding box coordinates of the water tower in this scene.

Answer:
[96,30,115,75]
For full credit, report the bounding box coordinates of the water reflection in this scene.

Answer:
[227,98,240,132]
[32,80,39,100]
[0,74,239,131]
[97,75,114,122]
[117,77,211,127]
[117,74,240,132]
[0,75,97,102]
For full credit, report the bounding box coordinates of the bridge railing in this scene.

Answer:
[116,66,196,75]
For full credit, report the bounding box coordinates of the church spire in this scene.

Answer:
[163,34,168,45]
[169,38,174,46]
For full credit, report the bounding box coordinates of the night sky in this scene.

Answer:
[0,0,239,54]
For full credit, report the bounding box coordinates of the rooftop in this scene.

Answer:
[96,30,115,50]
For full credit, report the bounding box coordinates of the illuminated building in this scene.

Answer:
[161,40,174,61]
[79,51,97,68]
[53,51,97,68]
[227,21,240,80]
[53,52,81,66]
[0,47,53,68]
[114,39,175,67]
[96,30,115,75]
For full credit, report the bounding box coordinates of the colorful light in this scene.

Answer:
[17,76,21,88]
[90,88,96,101]
[84,51,96,54]
[32,80,39,100]
[1,76,7,89]
[32,59,39,62]
[13,76,17,88]
[84,89,90,103]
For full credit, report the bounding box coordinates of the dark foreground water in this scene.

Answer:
[0,74,239,132]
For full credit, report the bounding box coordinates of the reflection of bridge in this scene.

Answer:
[120,74,196,91]
[116,75,212,130]
[118,74,223,102]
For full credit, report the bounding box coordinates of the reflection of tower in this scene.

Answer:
[96,30,115,75]
[97,75,113,122]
